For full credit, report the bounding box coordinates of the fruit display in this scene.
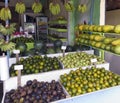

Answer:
[60,67,120,96]
[4,79,67,103]
[49,0,61,15]
[32,1,43,13]
[10,55,63,77]
[58,52,105,68]
[75,33,120,55]
[64,2,74,12]
[15,1,26,14]
[78,4,87,13]
[78,24,117,33]
[10,37,34,43]
[0,7,11,21]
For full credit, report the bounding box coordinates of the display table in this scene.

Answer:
[2,65,119,103]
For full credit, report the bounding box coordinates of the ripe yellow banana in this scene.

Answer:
[0,38,4,45]
[0,7,11,21]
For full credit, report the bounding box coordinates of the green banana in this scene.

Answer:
[0,23,16,35]
[32,2,42,13]
[15,2,26,14]
[0,42,15,51]
[0,7,11,21]
[78,4,87,13]
[49,2,60,15]
[64,3,74,12]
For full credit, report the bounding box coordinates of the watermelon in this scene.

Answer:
[53,40,63,48]
[34,41,44,50]
[65,45,73,52]
[15,42,27,53]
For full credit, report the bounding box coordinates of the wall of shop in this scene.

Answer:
[105,9,120,74]
[105,9,120,25]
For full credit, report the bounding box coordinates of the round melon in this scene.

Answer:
[34,41,44,50]
[54,40,63,48]
[15,42,27,53]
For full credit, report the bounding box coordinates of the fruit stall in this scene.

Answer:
[0,0,120,103]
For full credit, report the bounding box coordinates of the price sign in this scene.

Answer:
[13,49,20,54]
[14,65,23,70]
[91,58,97,63]
[61,46,67,50]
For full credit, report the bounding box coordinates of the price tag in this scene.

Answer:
[61,46,67,50]
[13,50,20,54]
[14,65,23,70]
[91,58,97,63]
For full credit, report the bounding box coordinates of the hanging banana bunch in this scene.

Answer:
[49,0,61,15]
[0,23,16,36]
[0,38,4,46]
[64,0,74,12]
[32,0,43,13]
[78,4,87,13]
[0,7,11,21]
[15,0,26,14]
[0,41,16,52]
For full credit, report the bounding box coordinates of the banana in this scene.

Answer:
[15,2,26,14]
[78,4,82,12]
[49,2,60,15]
[64,3,74,12]
[79,4,87,13]
[0,38,4,45]
[32,2,42,13]
[0,23,16,35]
[1,42,15,51]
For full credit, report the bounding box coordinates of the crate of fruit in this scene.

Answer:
[58,52,109,70]
[9,55,64,77]
[2,67,120,103]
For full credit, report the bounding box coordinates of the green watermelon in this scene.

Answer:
[34,41,44,50]
[54,40,63,48]
[65,45,73,52]
[15,42,27,53]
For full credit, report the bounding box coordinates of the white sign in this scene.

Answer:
[61,46,67,50]
[14,65,23,70]
[13,50,20,54]
[91,58,97,63]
